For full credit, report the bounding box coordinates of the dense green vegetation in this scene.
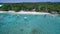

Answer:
[0,2,60,13]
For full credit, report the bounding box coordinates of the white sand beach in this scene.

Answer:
[0,11,50,15]
[16,12,50,15]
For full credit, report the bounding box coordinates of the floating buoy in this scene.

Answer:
[24,17,28,21]
[24,17,27,19]
[24,17,29,21]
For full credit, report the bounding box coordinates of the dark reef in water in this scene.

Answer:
[0,22,5,27]
[31,28,44,34]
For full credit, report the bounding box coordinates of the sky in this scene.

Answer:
[0,0,60,3]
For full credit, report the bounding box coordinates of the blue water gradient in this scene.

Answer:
[0,13,60,34]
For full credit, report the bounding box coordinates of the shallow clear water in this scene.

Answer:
[0,13,60,34]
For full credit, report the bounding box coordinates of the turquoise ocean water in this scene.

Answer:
[0,13,60,34]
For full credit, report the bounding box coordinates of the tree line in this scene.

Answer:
[0,2,60,13]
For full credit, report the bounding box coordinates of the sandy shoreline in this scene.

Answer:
[0,11,50,15]
[16,12,50,14]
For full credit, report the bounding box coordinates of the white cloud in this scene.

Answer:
[0,5,3,7]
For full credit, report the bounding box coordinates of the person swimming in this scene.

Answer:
[44,15,46,17]
[17,15,20,18]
